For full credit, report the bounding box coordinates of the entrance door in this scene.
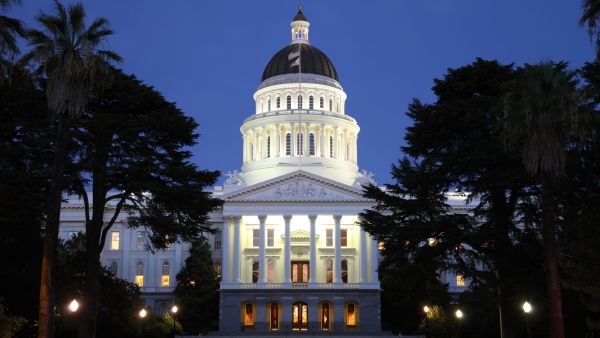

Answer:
[292,302,308,331]
[270,303,279,331]
[291,261,309,283]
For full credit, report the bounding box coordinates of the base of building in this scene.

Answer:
[219,288,381,335]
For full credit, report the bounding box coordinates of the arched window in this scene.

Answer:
[161,261,170,286]
[135,261,144,286]
[267,135,271,158]
[287,95,291,109]
[298,95,303,109]
[292,302,308,331]
[329,135,334,158]
[276,96,281,108]
[110,261,118,276]
[325,259,333,284]
[296,133,303,155]
[309,96,314,109]
[244,303,254,327]
[252,260,259,283]
[346,303,357,327]
[329,99,332,111]
[320,97,324,108]
[309,133,315,156]
[268,99,271,111]
[321,303,331,331]
[341,259,348,283]
[285,133,291,156]
[270,303,279,331]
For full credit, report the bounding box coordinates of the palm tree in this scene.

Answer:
[504,61,582,338]
[580,0,600,58]
[22,2,121,338]
[0,0,24,78]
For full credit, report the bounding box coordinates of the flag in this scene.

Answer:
[288,51,300,60]
[290,57,300,68]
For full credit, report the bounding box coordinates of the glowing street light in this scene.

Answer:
[522,301,533,338]
[68,299,79,313]
[455,309,463,319]
[522,301,532,314]
[170,305,179,338]
[171,305,178,314]
[423,305,430,313]
[139,308,147,318]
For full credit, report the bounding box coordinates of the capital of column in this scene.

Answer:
[258,215,267,223]
[333,215,342,223]
[283,215,292,223]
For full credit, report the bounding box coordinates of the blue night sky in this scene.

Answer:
[10,1,595,185]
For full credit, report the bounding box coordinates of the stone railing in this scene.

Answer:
[222,282,378,290]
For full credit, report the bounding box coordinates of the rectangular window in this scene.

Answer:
[214,231,222,250]
[285,133,291,156]
[309,134,315,156]
[111,231,120,250]
[341,229,348,247]
[309,96,314,109]
[253,229,260,247]
[296,133,303,155]
[320,97,324,108]
[287,96,291,109]
[215,262,222,278]
[161,275,170,286]
[325,259,333,284]
[135,275,144,287]
[277,97,281,108]
[267,260,275,283]
[136,231,145,250]
[252,261,259,283]
[456,274,465,287]
[267,228,274,247]
[326,229,333,247]
[267,136,271,158]
[329,136,333,158]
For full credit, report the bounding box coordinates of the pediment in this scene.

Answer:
[223,171,369,203]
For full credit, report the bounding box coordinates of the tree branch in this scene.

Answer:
[98,195,127,252]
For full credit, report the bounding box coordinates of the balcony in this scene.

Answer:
[221,282,378,290]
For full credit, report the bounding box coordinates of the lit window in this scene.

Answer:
[287,96,291,109]
[296,133,303,155]
[111,231,120,250]
[135,261,144,286]
[346,303,357,326]
[320,97,324,108]
[267,260,275,283]
[267,228,274,247]
[298,95,303,109]
[214,231,222,250]
[285,133,291,156]
[252,229,260,247]
[252,261,259,283]
[309,133,315,155]
[326,229,333,247]
[321,303,330,331]
[329,136,334,158]
[309,96,314,109]
[267,136,271,158]
[161,261,170,286]
[325,259,333,283]
[110,261,118,276]
[215,262,222,278]
[378,241,385,250]
[428,238,438,246]
[244,303,254,326]
[276,97,281,108]
[136,231,146,250]
[341,259,348,283]
[341,229,348,247]
[456,274,465,287]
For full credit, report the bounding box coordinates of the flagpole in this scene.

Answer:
[298,42,302,171]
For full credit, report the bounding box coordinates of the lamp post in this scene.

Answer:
[455,309,463,338]
[423,306,430,338]
[522,301,532,338]
[171,305,178,338]
[139,308,147,319]
[68,299,79,338]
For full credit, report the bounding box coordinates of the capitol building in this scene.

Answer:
[59,7,470,335]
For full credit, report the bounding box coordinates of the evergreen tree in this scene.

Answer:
[174,237,219,334]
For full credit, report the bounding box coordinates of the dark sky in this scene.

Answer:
[10,0,594,185]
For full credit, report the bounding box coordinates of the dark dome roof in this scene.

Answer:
[293,9,307,21]
[262,43,338,82]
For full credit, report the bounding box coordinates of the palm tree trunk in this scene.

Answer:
[38,117,71,338]
[541,173,565,338]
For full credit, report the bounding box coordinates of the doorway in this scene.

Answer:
[292,302,308,331]
[291,261,309,283]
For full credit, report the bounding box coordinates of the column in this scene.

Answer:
[259,215,267,284]
[284,215,292,285]
[232,216,241,283]
[333,126,339,159]
[320,124,325,157]
[303,123,309,156]
[334,215,342,284]
[359,228,368,283]
[370,235,379,283]
[309,215,317,285]
[221,218,231,283]
[275,124,280,157]
[253,130,258,160]
[291,123,296,157]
